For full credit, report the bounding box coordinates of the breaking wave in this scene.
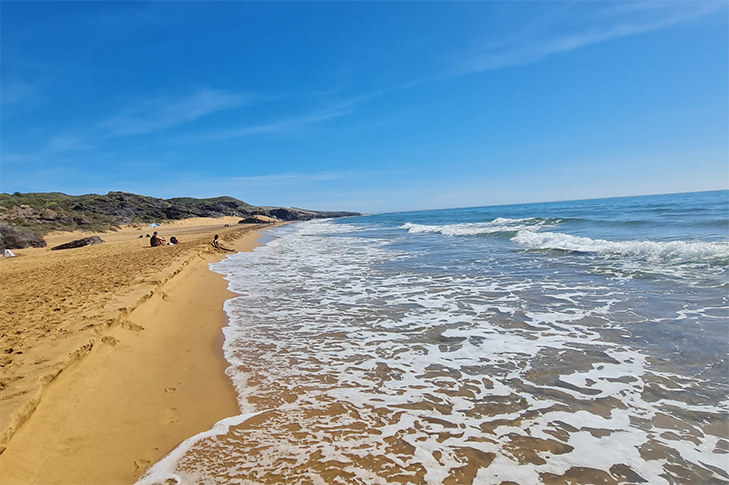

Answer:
[513,230,729,263]
[136,218,729,485]
[401,217,555,236]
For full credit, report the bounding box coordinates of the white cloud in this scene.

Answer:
[186,82,422,143]
[97,89,254,137]
[454,2,724,74]
[2,88,255,162]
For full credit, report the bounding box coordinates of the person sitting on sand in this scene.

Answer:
[212,234,233,252]
[150,231,167,247]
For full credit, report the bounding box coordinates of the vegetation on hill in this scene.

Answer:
[0,191,359,250]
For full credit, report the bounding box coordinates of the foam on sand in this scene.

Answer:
[140,219,727,484]
[135,412,263,485]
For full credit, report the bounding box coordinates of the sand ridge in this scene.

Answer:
[0,217,271,478]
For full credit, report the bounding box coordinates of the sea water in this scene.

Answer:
[138,190,729,485]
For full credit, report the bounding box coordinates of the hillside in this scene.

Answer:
[0,191,360,250]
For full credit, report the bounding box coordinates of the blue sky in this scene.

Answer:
[1,1,727,213]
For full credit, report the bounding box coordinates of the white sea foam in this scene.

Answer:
[401,217,552,236]
[513,230,729,263]
[298,219,365,235]
[134,412,263,485]
[140,220,728,484]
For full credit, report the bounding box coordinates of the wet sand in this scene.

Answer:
[0,218,274,484]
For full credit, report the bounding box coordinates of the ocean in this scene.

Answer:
[138,190,729,485]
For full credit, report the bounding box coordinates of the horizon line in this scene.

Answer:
[3,187,725,217]
[366,188,729,217]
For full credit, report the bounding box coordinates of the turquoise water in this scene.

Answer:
[139,190,729,485]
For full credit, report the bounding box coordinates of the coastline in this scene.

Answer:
[0,219,272,484]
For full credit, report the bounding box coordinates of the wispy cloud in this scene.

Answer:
[227,171,347,185]
[1,80,36,106]
[47,134,95,152]
[454,2,724,75]
[1,79,45,118]
[188,81,422,143]
[97,89,254,137]
[47,89,253,150]
[2,88,257,164]
[202,110,349,142]
[107,170,354,203]
[0,152,42,166]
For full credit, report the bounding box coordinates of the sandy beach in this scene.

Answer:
[0,218,274,484]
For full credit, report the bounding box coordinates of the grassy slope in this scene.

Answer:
[0,192,254,236]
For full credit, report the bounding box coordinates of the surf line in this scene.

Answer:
[135,410,267,485]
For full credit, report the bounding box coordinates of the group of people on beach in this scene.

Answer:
[149,231,232,252]
[150,232,178,247]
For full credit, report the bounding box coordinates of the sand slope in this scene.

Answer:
[0,218,268,483]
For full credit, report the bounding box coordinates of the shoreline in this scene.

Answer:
[0,220,272,484]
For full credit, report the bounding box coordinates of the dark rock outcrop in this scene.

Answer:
[238,217,269,224]
[251,207,361,221]
[51,236,104,251]
[0,224,47,251]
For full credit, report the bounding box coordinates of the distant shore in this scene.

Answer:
[0,217,273,484]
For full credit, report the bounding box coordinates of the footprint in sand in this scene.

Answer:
[164,387,176,393]
[165,407,179,425]
[101,336,120,347]
[133,459,151,472]
[121,321,144,332]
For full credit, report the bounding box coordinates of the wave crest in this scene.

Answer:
[401,218,552,236]
[512,230,729,263]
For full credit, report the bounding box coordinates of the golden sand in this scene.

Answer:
[0,218,273,484]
